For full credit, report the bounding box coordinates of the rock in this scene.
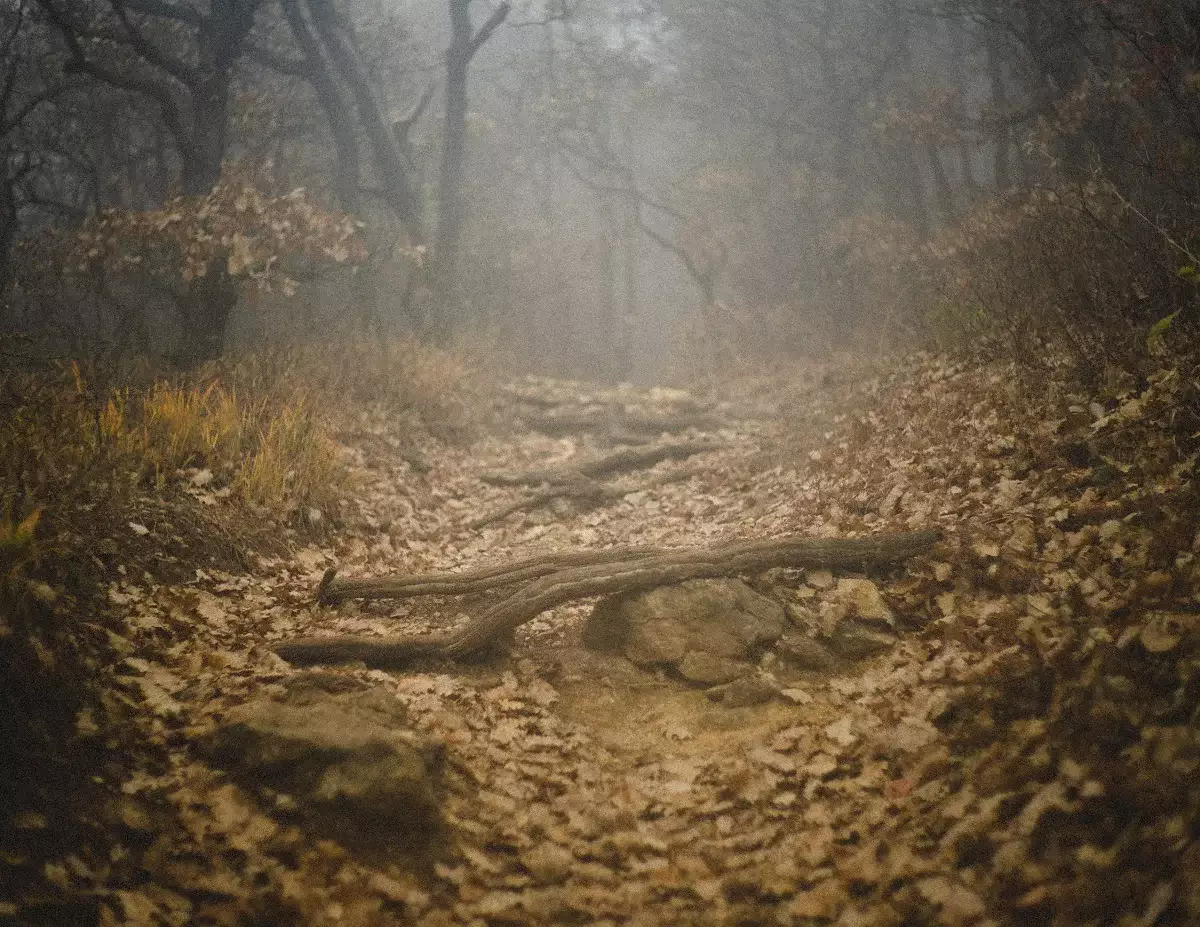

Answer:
[706,675,779,708]
[785,601,821,632]
[522,842,575,884]
[806,569,835,590]
[625,618,690,665]
[583,579,787,674]
[677,651,749,685]
[199,671,441,852]
[824,620,896,660]
[830,578,893,626]
[774,633,843,673]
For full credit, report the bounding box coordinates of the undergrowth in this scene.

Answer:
[223,335,491,441]
[0,334,489,921]
[3,365,339,519]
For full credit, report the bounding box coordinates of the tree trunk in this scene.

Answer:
[172,0,259,367]
[304,0,422,231]
[175,258,239,367]
[925,142,956,224]
[986,32,1012,191]
[431,0,509,335]
[280,0,361,215]
[0,162,15,299]
[617,120,637,381]
[597,196,618,373]
[433,8,470,332]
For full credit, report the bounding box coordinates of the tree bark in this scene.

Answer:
[304,0,422,232]
[175,258,239,366]
[431,0,509,333]
[174,0,259,366]
[279,0,361,214]
[276,529,942,668]
[986,30,1012,192]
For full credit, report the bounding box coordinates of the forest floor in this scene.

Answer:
[5,352,1200,926]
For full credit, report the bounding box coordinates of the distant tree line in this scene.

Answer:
[2,0,1197,373]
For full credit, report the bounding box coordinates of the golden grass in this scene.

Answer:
[224,335,492,439]
[2,364,343,520]
[1,334,495,535]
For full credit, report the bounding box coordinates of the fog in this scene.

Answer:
[2,0,1185,379]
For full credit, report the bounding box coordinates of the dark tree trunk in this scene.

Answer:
[948,23,979,203]
[433,2,470,327]
[304,0,421,231]
[986,33,1012,191]
[173,0,259,366]
[925,142,956,223]
[888,20,930,238]
[280,0,361,214]
[172,258,237,367]
[431,0,509,334]
[0,164,15,299]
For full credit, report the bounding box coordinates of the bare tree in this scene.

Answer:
[431,0,510,330]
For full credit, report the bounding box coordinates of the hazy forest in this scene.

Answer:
[4,0,1200,924]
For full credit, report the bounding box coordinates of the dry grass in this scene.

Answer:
[2,363,343,527]
[224,335,493,440]
[94,374,342,511]
[1,335,494,535]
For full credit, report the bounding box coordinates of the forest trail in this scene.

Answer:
[80,356,1200,926]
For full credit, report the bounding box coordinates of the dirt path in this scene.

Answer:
[86,357,1200,926]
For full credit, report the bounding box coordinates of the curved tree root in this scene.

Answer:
[278,529,942,668]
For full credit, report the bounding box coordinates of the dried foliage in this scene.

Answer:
[225,336,493,441]
[3,366,343,515]
[9,181,366,364]
[4,352,1200,925]
[75,181,365,289]
[917,180,1199,372]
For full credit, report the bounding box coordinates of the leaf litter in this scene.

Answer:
[8,354,1200,926]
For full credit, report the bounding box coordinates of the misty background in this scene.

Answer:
[2,0,1198,382]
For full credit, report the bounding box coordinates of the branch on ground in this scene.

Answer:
[521,410,724,439]
[468,467,701,530]
[277,529,942,668]
[480,438,721,487]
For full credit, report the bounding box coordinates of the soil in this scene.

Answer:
[5,354,1200,926]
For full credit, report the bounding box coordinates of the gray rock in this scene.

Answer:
[706,675,779,708]
[825,620,896,660]
[677,650,750,685]
[583,579,787,675]
[774,633,843,673]
[626,618,690,666]
[199,671,441,852]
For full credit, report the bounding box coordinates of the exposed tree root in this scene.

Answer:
[479,438,721,487]
[468,468,700,530]
[521,410,723,438]
[279,529,942,668]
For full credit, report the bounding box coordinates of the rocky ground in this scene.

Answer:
[6,353,1200,926]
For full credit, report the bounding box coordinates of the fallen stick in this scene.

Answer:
[468,467,701,530]
[479,438,721,487]
[469,477,616,529]
[316,545,659,605]
[278,529,941,668]
[522,411,723,438]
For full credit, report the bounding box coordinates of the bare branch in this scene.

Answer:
[119,0,202,28]
[36,0,191,149]
[467,0,510,58]
[110,0,199,88]
[393,82,436,144]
